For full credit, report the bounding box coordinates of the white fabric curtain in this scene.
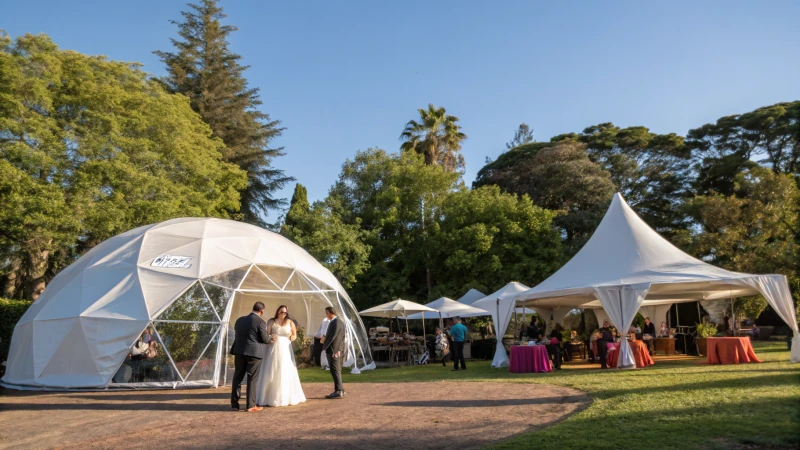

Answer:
[638,304,671,333]
[736,275,800,363]
[593,283,651,369]
[593,308,611,328]
[490,297,516,367]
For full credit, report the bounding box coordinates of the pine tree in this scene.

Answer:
[155,0,292,225]
[284,183,310,230]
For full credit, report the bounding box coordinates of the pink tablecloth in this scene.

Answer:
[510,345,552,373]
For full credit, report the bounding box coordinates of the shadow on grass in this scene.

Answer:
[381,395,589,408]
[490,395,800,450]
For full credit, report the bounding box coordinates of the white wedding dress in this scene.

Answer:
[255,321,306,407]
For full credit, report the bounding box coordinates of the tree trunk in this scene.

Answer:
[2,257,21,299]
[25,248,50,301]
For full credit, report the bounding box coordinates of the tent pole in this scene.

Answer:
[422,312,427,359]
[730,298,735,335]
[514,309,518,340]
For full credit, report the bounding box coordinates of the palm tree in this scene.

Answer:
[400,104,467,172]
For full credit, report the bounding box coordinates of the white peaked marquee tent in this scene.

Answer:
[486,193,800,369]
[2,218,375,390]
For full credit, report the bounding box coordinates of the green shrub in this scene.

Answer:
[1,299,32,362]
[696,321,718,338]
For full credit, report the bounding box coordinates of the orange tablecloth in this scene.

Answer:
[606,340,654,368]
[705,337,762,364]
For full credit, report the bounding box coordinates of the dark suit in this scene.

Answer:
[322,316,346,393]
[230,312,271,409]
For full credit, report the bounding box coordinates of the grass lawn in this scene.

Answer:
[298,342,800,449]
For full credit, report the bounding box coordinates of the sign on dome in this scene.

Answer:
[151,254,193,269]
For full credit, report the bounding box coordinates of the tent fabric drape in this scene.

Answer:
[593,283,651,369]
[491,298,516,367]
[734,275,800,363]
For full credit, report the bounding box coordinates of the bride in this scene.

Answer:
[255,305,306,407]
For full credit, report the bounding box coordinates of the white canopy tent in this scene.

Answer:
[2,218,375,390]
[472,282,539,368]
[359,299,439,340]
[404,297,489,329]
[485,193,800,368]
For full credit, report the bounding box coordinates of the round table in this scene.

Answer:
[606,340,654,368]
[705,337,762,364]
[509,345,552,373]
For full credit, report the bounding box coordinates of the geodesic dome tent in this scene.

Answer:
[2,218,375,390]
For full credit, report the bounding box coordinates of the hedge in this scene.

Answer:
[1,299,31,362]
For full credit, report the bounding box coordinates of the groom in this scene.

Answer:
[321,306,345,399]
[230,302,272,412]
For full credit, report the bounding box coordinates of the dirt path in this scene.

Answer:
[0,382,590,449]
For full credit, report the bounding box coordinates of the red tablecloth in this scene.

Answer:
[705,337,762,364]
[606,340,654,368]
[510,345,552,373]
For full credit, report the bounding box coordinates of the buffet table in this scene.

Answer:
[704,337,762,365]
[606,340,655,368]
[509,345,552,373]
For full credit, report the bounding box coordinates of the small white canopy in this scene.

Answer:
[491,193,800,367]
[359,299,439,337]
[456,289,487,306]
[472,282,534,368]
[405,297,488,320]
[359,299,438,318]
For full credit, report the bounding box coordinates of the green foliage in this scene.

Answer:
[281,188,375,289]
[0,33,247,300]
[674,166,800,320]
[476,123,692,245]
[696,321,718,338]
[400,104,467,173]
[475,141,615,252]
[0,299,31,361]
[506,123,535,149]
[687,101,800,195]
[331,149,463,306]
[429,185,563,297]
[156,0,292,224]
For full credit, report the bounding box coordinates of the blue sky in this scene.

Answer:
[4,0,800,214]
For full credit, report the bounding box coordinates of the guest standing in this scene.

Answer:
[312,316,331,367]
[596,320,614,369]
[450,317,468,371]
[547,329,563,369]
[642,317,656,355]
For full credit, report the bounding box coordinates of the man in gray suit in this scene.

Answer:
[321,306,346,399]
[230,302,272,412]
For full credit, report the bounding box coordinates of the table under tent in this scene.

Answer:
[475,193,800,369]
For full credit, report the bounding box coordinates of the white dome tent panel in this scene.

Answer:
[2,217,374,390]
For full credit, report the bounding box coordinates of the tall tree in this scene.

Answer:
[155,0,292,224]
[475,141,615,252]
[400,104,467,173]
[429,186,563,298]
[0,33,247,300]
[330,149,463,306]
[686,101,800,196]
[283,183,310,230]
[674,166,800,319]
[506,123,535,149]
[281,186,374,289]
